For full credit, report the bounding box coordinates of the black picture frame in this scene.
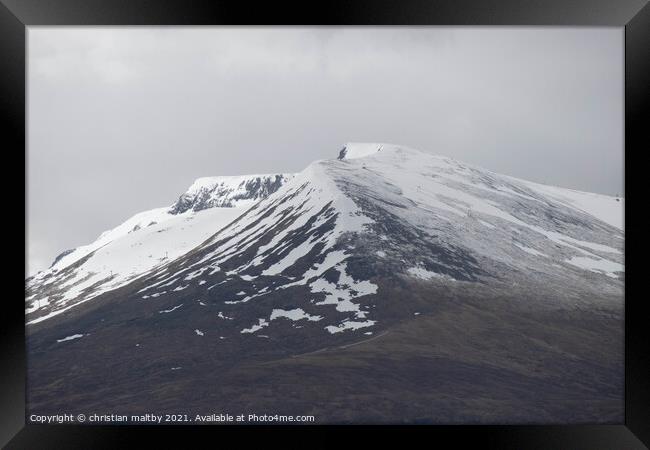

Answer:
[2,0,648,447]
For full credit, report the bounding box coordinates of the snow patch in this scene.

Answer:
[56,334,84,343]
[326,320,376,334]
[566,256,624,278]
[270,308,322,322]
[159,304,183,314]
[241,318,269,334]
[311,263,377,319]
[407,266,455,282]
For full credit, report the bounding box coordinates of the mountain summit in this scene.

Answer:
[170,174,294,214]
[337,142,384,160]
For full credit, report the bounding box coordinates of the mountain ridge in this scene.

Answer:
[26,172,294,323]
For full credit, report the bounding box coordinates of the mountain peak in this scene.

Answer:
[170,173,295,214]
[338,143,387,160]
[336,142,433,162]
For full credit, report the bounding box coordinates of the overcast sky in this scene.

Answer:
[27,27,623,276]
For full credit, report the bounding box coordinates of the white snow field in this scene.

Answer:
[518,180,624,230]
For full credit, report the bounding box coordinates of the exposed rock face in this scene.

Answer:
[170,174,295,214]
[49,248,75,268]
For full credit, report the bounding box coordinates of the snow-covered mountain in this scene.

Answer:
[115,143,622,336]
[26,143,624,423]
[26,173,294,324]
